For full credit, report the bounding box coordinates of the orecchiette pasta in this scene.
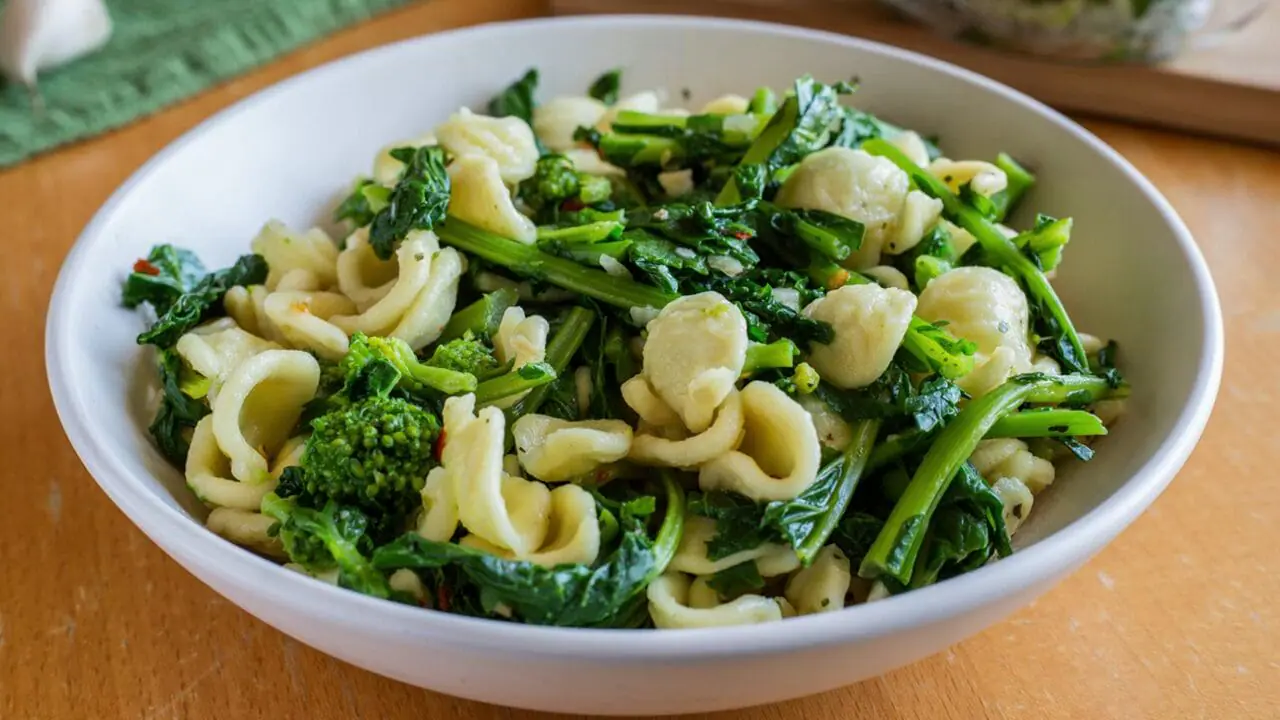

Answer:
[929,157,1008,197]
[435,107,539,184]
[186,417,277,509]
[884,190,943,256]
[802,283,917,389]
[206,507,284,557]
[797,392,853,451]
[330,231,435,336]
[372,133,437,186]
[462,484,600,567]
[250,220,339,290]
[532,96,608,152]
[494,306,549,368]
[562,147,624,177]
[388,246,464,350]
[917,266,1034,397]
[417,466,458,542]
[699,93,750,115]
[209,349,320,483]
[887,130,931,167]
[784,545,852,615]
[775,147,911,270]
[388,568,428,603]
[861,265,910,291]
[989,476,1034,534]
[620,375,683,433]
[511,414,632,483]
[262,290,356,361]
[175,321,280,401]
[447,154,537,244]
[642,292,748,433]
[647,573,785,629]
[628,389,745,468]
[698,382,822,502]
[670,516,800,577]
[970,438,1056,494]
[335,227,402,312]
[224,284,278,342]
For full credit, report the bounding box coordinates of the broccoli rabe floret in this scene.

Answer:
[343,332,477,396]
[425,333,502,377]
[518,155,612,221]
[294,391,439,529]
[261,493,390,598]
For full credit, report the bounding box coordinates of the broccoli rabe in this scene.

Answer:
[261,493,390,598]
[343,332,478,397]
[518,155,613,224]
[425,333,502,378]
[133,252,268,349]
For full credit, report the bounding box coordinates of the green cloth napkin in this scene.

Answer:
[0,0,414,168]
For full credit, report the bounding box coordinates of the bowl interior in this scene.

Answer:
[48,16,1217,633]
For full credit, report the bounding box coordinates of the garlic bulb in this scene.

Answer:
[0,0,113,88]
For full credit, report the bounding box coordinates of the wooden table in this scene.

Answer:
[2,1,1278,718]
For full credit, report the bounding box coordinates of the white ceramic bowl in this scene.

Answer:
[46,15,1222,715]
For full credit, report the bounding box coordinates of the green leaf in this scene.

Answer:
[488,68,539,123]
[706,561,766,601]
[587,68,622,105]
[368,145,451,260]
[136,253,268,348]
[147,349,210,466]
[122,244,206,315]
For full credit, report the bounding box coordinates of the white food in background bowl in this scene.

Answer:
[45,15,1221,716]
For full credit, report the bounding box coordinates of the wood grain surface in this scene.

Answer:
[2,1,1279,718]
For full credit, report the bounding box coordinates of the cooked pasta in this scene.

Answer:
[121,68,1128,629]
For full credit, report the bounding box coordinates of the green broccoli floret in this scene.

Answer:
[344,332,477,396]
[296,391,439,529]
[426,332,502,377]
[261,493,390,598]
[518,155,613,222]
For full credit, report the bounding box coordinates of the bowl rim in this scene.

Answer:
[45,13,1223,660]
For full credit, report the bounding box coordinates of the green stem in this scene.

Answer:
[506,307,596,421]
[986,409,1106,438]
[743,339,797,375]
[862,138,1089,374]
[474,362,557,405]
[440,288,519,342]
[1022,374,1131,403]
[715,93,800,206]
[795,419,879,564]
[859,375,1055,584]
[436,217,676,310]
[651,470,687,578]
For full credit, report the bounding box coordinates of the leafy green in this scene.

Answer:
[334,177,378,228]
[368,146,450,260]
[122,244,207,315]
[706,561,766,601]
[487,68,539,123]
[372,473,684,626]
[261,494,390,598]
[136,253,268,348]
[147,349,210,466]
[830,512,885,567]
[814,366,962,434]
[587,68,622,105]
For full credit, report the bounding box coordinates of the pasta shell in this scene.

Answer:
[175,322,280,401]
[698,382,822,502]
[642,292,747,434]
[629,390,744,469]
[262,290,355,361]
[391,246,464,351]
[447,154,537,244]
[784,545,852,615]
[929,157,1008,197]
[512,414,633,483]
[250,220,339,290]
[210,350,319,484]
[335,227,401,312]
[647,573,785,629]
[330,231,436,336]
[887,130,931,167]
[699,94,750,115]
[185,417,277,510]
[206,507,284,558]
[776,147,910,270]
[372,133,437,186]
[970,438,1056,494]
[461,484,600,567]
[802,283,917,390]
[532,96,608,152]
[436,107,539,184]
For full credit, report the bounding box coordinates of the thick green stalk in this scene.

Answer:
[506,307,596,421]
[986,409,1107,438]
[859,375,1055,584]
[715,93,800,205]
[743,339,797,375]
[862,138,1089,373]
[440,288,519,342]
[436,217,676,310]
[794,419,879,564]
[474,363,557,405]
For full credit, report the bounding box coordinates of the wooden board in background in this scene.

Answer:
[553,0,1280,147]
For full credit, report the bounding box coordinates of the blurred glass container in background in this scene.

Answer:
[878,0,1268,62]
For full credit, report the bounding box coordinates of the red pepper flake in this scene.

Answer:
[560,198,585,212]
[732,230,752,240]
[132,259,161,276]
[434,429,448,461]
[594,468,610,483]
[436,584,451,612]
